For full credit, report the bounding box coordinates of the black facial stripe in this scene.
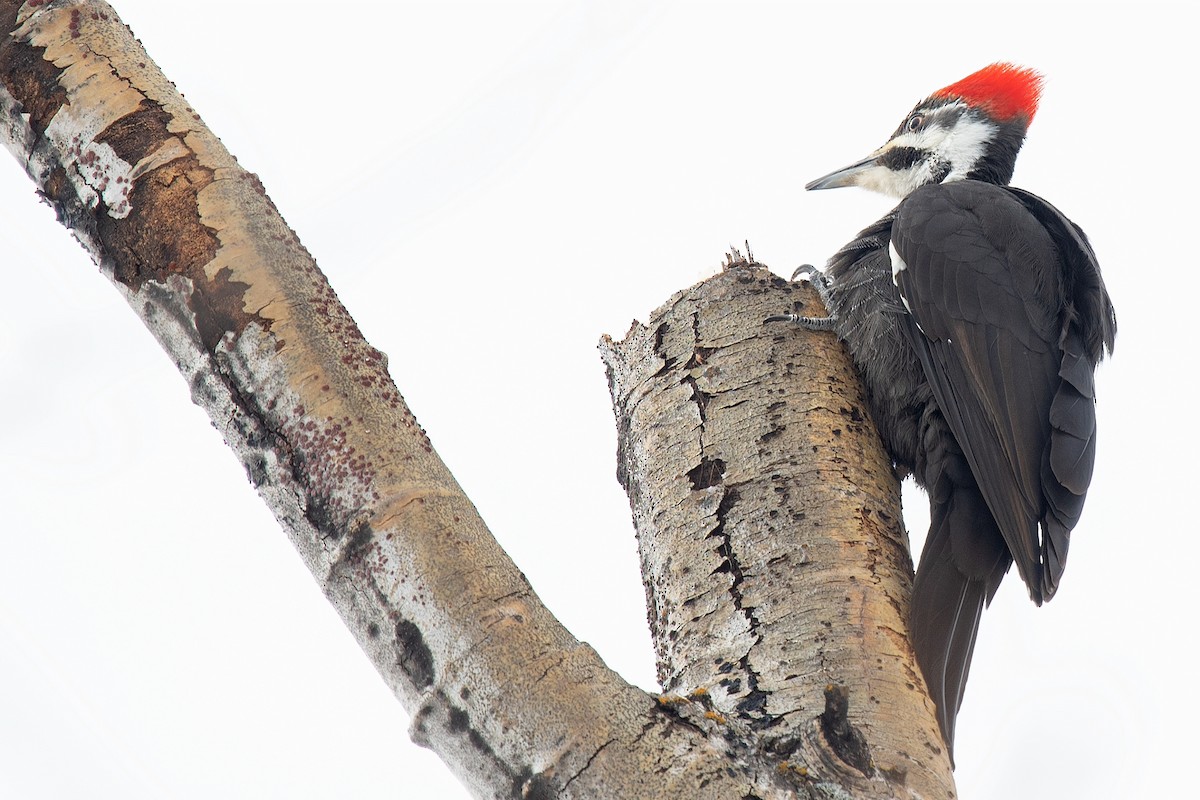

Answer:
[931,104,966,128]
[889,96,964,139]
[929,157,951,184]
[880,146,924,171]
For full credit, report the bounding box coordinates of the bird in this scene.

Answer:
[772,63,1116,759]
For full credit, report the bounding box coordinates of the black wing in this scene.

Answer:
[1006,186,1117,574]
[892,179,1092,602]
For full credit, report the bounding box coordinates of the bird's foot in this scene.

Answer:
[765,264,838,329]
[765,311,839,330]
[790,263,835,306]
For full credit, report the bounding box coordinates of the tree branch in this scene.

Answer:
[2,2,954,797]
[0,3,681,797]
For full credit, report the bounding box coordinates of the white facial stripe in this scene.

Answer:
[855,161,933,198]
[939,114,996,182]
[889,100,967,150]
[888,129,933,150]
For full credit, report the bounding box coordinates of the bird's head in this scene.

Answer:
[806,63,1043,198]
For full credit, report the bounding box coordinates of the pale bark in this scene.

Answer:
[1,2,952,797]
[600,260,954,798]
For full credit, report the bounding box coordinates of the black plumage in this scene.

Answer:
[820,180,1115,754]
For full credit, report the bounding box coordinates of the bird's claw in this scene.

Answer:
[790,264,835,307]
[790,263,824,282]
[764,264,838,329]
[765,312,839,331]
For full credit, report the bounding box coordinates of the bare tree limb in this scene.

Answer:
[2,2,953,797]
[0,3,672,796]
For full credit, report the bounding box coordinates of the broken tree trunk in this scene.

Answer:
[601,260,954,797]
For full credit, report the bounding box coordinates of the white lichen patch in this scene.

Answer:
[44,121,135,217]
[0,84,38,167]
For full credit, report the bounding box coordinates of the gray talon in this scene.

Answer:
[790,263,822,281]
[767,264,837,328]
[764,312,839,331]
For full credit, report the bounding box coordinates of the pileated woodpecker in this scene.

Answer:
[775,64,1116,757]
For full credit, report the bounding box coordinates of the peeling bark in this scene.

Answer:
[3,2,955,798]
[0,3,692,798]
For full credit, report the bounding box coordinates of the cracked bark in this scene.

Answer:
[600,260,956,797]
[3,1,954,797]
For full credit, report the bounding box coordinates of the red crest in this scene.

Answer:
[933,63,1044,123]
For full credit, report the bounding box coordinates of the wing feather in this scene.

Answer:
[892,181,1066,600]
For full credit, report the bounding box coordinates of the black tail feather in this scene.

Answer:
[911,482,1010,763]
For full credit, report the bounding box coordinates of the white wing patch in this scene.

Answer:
[890,241,923,331]
[890,241,908,285]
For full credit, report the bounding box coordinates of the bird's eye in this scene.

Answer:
[906,115,925,132]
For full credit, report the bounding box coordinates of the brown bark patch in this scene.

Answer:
[0,3,67,136]
[187,266,254,352]
[820,683,872,776]
[100,154,217,288]
[96,100,174,166]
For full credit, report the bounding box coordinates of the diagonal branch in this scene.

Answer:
[0,2,674,796]
[2,2,953,797]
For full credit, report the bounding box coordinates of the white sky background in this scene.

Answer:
[0,1,1193,797]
